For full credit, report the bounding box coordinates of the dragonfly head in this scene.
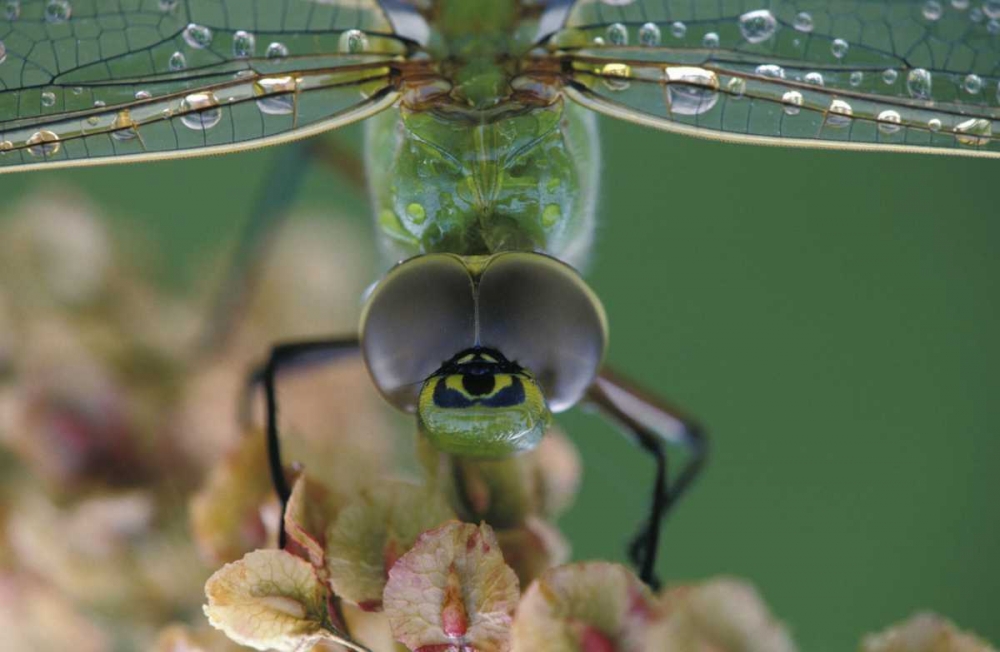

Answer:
[360,252,607,458]
[416,347,550,456]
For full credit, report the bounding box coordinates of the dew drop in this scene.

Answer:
[727,77,747,97]
[600,63,630,91]
[180,92,222,130]
[831,38,849,59]
[755,64,785,79]
[923,0,944,19]
[964,73,983,94]
[664,66,720,116]
[158,0,178,10]
[954,117,992,145]
[254,76,297,115]
[44,0,71,23]
[183,23,213,49]
[670,21,687,38]
[906,68,933,99]
[606,22,628,46]
[111,111,137,142]
[850,71,864,87]
[41,91,56,107]
[877,109,902,134]
[168,51,186,71]
[970,6,984,21]
[883,68,899,84]
[984,0,1000,18]
[0,41,6,66]
[804,71,825,86]
[266,42,289,59]
[0,140,12,154]
[794,11,814,32]
[988,18,1000,32]
[827,99,853,127]
[232,30,256,58]
[952,0,969,8]
[599,0,635,5]
[739,9,777,44]
[26,130,61,157]
[135,90,151,100]
[407,202,428,224]
[702,32,719,48]
[782,90,803,115]
[592,37,605,46]
[928,118,942,132]
[338,29,369,53]
[71,87,82,95]
[4,1,18,20]
[639,22,661,46]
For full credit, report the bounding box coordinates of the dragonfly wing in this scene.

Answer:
[553,1,1000,157]
[0,0,406,172]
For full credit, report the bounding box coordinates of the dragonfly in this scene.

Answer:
[1,0,997,588]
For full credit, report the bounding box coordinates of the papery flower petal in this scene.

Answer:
[204,549,336,652]
[190,430,277,564]
[284,474,342,568]
[860,613,997,652]
[512,562,657,652]
[384,521,520,652]
[325,481,455,611]
[648,577,797,652]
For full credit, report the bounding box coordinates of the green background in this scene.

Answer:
[1,113,997,650]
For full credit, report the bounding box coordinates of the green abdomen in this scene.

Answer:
[364,99,599,270]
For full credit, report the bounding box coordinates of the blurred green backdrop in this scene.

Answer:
[0,114,997,651]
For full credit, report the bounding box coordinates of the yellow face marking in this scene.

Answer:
[443,373,514,401]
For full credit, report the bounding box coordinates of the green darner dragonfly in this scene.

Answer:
[1,0,997,588]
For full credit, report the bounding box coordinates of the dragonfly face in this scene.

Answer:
[359,251,607,456]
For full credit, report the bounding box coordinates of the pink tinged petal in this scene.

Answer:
[384,521,520,652]
[511,562,657,652]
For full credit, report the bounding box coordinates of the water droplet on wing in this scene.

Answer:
[906,68,933,99]
[923,1,944,19]
[794,12,814,32]
[877,110,902,134]
[168,51,186,71]
[665,67,719,116]
[233,30,256,58]
[739,9,777,44]
[45,0,71,23]
[827,100,853,127]
[338,29,369,53]
[954,118,992,146]
[183,23,213,49]
[180,92,222,130]
[606,23,628,45]
[27,130,61,157]
[639,22,661,46]
[782,90,803,115]
[831,38,849,59]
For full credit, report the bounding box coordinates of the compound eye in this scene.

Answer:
[476,253,607,412]
[361,254,477,412]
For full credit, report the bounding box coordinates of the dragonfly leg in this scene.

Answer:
[199,136,366,353]
[244,337,361,547]
[584,368,708,589]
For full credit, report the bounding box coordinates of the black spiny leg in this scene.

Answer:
[584,368,708,589]
[244,338,361,547]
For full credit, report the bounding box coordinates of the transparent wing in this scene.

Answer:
[0,0,407,173]
[552,0,1000,157]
